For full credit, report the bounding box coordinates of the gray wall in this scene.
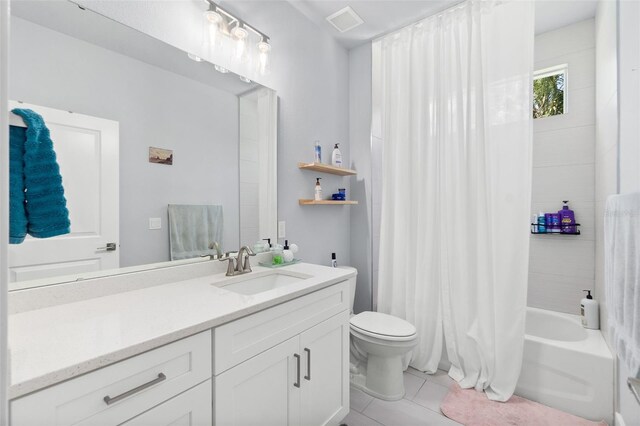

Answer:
[78,1,352,268]
[528,20,596,315]
[10,17,240,267]
[348,42,373,313]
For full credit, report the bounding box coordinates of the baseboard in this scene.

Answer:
[615,411,626,426]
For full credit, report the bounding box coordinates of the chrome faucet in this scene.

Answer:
[237,246,256,273]
[219,246,256,276]
[209,241,223,259]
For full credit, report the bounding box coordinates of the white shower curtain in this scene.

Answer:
[375,0,533,401]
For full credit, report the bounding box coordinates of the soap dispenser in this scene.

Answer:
[314,178,323,201]
[282,240,294,263]
[580,290,599,330]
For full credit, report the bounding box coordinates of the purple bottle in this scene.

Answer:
[558,200,576,233]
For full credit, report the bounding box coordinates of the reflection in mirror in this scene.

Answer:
[7,0,277,290]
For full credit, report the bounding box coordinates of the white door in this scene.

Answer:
[120,381,212,426]
[8,101,119,286]
[214,337,301,426]
[300,311,350,426]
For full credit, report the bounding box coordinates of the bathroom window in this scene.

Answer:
[533,65,567,119]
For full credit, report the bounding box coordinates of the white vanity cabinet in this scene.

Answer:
[10,278,351,426]
[10,331,212,426]
[213,282,350,426]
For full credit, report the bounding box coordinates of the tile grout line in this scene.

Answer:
[361,393,375,413]
[533,123,595,135]
[403,393,453,422]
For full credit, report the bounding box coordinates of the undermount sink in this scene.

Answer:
[215,271,312,295]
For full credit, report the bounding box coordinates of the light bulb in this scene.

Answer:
[257,39,271,75]
[231,25,248,40]
[203,7,222,51]
[239,75,252,83]
[204,9,222,24]
[187,53,203,62]
[214,64,229,74]
[232,25,248,61]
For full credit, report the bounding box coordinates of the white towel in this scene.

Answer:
[168,204,223,260]
[605,193,640,377]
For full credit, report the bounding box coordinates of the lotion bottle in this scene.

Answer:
[314,177,323,201]
[580,290,599,330]
[331,143,343,167]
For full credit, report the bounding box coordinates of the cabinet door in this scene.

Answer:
[214,337,301,426]
[299,311,350,426]
[120,380,211,426]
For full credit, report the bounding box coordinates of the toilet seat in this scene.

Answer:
[350,312,417,342]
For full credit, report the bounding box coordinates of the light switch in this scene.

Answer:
[149,217,162,230]
[278,221,286,238]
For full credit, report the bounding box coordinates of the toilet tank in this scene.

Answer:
[338,266,358,313]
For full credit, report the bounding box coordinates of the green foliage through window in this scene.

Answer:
[533,72,565,119]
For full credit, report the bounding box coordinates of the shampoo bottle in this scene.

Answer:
[314,178,323,201]
[580,290,599,330]
[331,143,343,167]
[537,212,547,233]
[559,200,576,233]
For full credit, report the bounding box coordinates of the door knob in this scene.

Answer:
[97,242,117,252]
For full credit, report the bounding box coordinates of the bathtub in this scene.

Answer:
[515,307,614,424]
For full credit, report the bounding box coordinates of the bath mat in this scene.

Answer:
[440,383,608,426]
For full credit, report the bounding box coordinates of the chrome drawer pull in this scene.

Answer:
[304,348,311,381]
[293,354,301,388]
[103,373,166,405]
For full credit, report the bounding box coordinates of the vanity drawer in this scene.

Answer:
[11,331,211,426]
[213,281,348,375]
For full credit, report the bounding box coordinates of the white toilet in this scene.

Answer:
[341,267,418,401]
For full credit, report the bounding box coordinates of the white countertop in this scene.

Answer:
[8,263,354,400]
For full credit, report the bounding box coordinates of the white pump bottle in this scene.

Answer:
[580,290,599,330]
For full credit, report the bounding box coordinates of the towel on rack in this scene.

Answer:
[605,192,640,377]
[168,204,223,260]
[9,109,70,244]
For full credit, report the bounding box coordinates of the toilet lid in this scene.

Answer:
[350,312,416,338]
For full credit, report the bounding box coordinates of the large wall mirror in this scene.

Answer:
[7,0,278,290]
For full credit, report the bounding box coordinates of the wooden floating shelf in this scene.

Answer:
[299,199,358,206]
[297,162,357,176]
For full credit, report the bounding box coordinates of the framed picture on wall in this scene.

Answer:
[149,147,173,165]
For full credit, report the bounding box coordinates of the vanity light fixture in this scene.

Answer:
[202,0,272,75]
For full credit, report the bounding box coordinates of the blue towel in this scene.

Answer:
[9,108,70,244]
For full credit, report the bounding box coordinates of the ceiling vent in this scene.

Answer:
[326,6,364,33]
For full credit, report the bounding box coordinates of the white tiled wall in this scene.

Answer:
[594,0,618,346]
[528,19,596,314]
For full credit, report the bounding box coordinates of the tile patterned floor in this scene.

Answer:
[342,368,463,426]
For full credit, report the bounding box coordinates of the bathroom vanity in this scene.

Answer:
[8,261,353,426]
